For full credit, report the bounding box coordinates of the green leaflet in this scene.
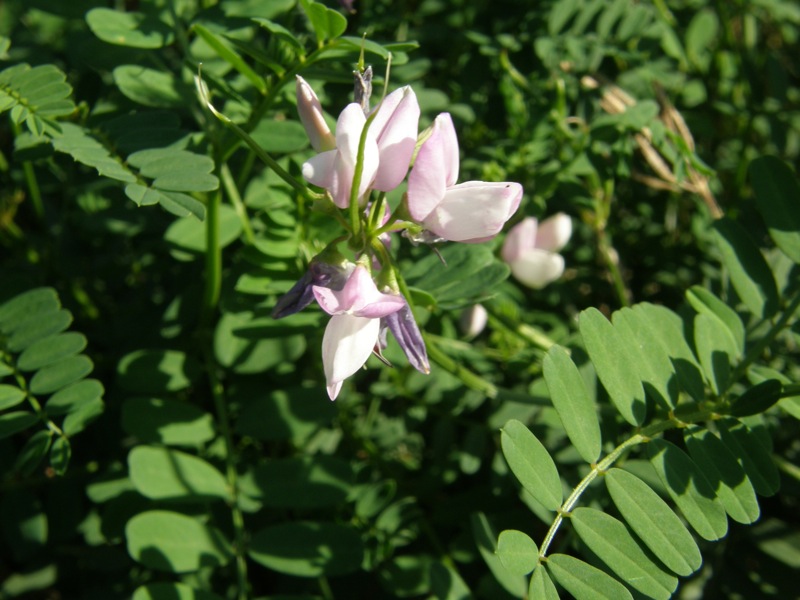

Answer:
[17,332,87,372]
[496,529,539,577]
[647,438,728,541]
[299,0,348,43]
[749,156,800,264]
[470,512,527,598]
[403,244,510,308]
[605,468,701,577]
[248,522,363,577]
[86,7,174,49]
[632,303,705,402]
[579,307,646,425]
[570,507,678,600]
[0,63,74,136]
[543,345,602,462]
[192,25,267,95]
[121,397,216,447]
[546,553,633,600]
[612,307,677,409]
[128,446,231,503]
[717,418,780,497]
[500,419,563,511]
[712,217,779,318]
[29,355,93,395]
[693,312,737,395]
[686,286,745,356]
[529,566,560,600]
[684,427,760,524]
[239,455,354,509]
[729,379,783,417]
[126,510,232,573]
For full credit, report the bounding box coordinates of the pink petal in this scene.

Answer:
[502,217,539,263]
[509,249,565,289]
[313,266,404,318]
[295,76,335,152]
[535,213,572,252]
[406,113,460,222]
[371,87,420,192]
[423,181,523,243]
[321,314,380,399]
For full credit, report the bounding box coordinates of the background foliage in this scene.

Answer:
[1,0,799,599]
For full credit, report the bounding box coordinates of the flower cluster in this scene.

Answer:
[274,74,523,399]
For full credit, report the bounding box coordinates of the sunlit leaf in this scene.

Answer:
[128,446,230,502]
[571,507,678,600]
[470,512,527,598]
[546,553,633,600]
[121,397,215,447]
[86,8,174,49]
[647,439,728,541]
[684,427,760,524]
[543,345,602,462]
[126,510,232,573]
[496,529,539,577]
[605,468,701,576]
[579,308,646,425]
[500,419,562,511]
[529,565,560,600]
[686,286,745,355]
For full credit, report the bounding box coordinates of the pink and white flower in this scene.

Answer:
[300,85,420,209]
[406,113,522,243]
[502,214,572,289]
[313,265,405,399]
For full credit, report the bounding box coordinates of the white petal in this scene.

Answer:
[321,314,379,393]
[536,213,572,252]
[302,150,336,188]
[502,217,538,263]
[509,250,565,289]
[335,103,378,204]
[424,181,522,242]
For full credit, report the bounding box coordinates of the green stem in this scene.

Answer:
[483,300,558,351]
[538,411,711,561]
[201,187,222,324]
[200,166,247,599]
[348,109,381,239]
[203,344,249,600]
[424,333,498,398]
[12,122,44,220]
[219,163,255,245]
[11,362,66,439]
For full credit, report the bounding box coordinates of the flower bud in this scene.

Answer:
[296,76,336,152]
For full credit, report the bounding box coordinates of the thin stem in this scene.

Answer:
[219,163,255,245]
[203,344,249,600]
[538,411,711,560]
[200,163,248,599]
[13,122,44,220]
[424,333,498,398]
[483,300,559,351]
[348,108,381,238]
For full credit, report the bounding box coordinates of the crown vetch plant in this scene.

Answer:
[1,1,799,599]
